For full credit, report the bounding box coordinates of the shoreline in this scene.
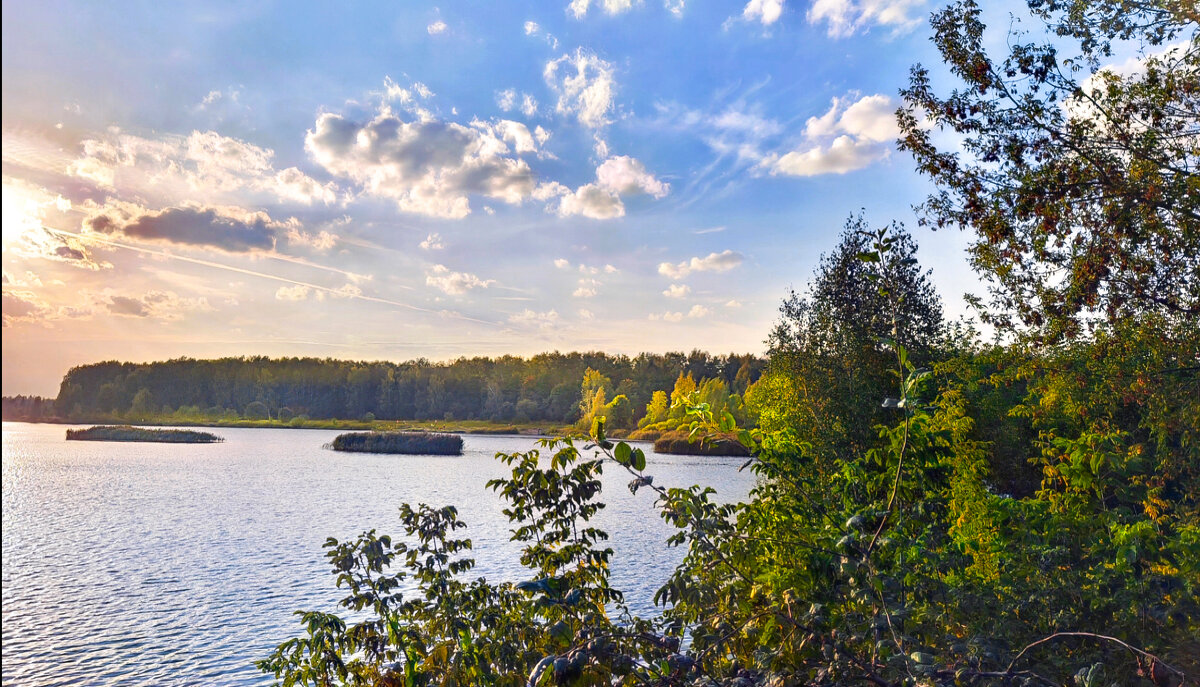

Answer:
[0,417,649,440]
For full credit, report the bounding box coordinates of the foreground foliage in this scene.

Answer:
[263,2,1198,684]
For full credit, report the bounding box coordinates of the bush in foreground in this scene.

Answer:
[328,431,464,455]
[65,425,223,443]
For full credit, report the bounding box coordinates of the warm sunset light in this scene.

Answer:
[4,1,1195,685]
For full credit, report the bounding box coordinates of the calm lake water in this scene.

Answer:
[1,422,755,686]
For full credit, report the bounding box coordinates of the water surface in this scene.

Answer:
[2,422,754,686]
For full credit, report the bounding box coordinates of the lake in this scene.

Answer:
[1,422,756,686]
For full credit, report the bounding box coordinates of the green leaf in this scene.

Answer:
[614,441,632,465]
[632,448,646,471]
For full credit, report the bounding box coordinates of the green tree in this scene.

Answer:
[244,400,270,420]
[638,390,670,429]
[764,215,942,462]
[899,0,1199,340]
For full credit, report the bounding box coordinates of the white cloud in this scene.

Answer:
[658,249,744,279]
[663,283,691,298]
[276,284,311,301]
[420,232,445,250]
[493,119,539,154]
[808,0,925,38]
[496,89,517,111]
[649,311,684,322]
[665,0,685,17]
[286,226,338,251]
[427,20,448,34]
[743,0,784,25]
[425,264,495,294]
[725,299,742,308]
[573,278,600,298]
[523,20,560,49]
[554,258,571,269]
[68,129,336,205]
[578,308,594,319]
[558,183,624,219]
[509,308,559,329]
[596,155,669,197]
[568,0,640,19]
[521,94,539,117]
[536,155,667,219]
[687,304,710,318]
[306,111,537,218]
[545,49,617,128]
[764,93,898,176]
[768,135,889,176]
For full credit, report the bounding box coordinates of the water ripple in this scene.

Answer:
[2,423,753,685]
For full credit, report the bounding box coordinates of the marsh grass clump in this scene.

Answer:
[328,431,464,455]
[66,425,223,443]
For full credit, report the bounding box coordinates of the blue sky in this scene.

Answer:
[2,0,984,395]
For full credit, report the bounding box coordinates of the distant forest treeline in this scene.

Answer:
[5,351,764,426]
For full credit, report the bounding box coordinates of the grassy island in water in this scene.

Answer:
[328,431,464,455]
[66,426,224,443]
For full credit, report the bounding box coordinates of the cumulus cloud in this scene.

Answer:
[595,156,669,197]
[68,129,336,205]
[568,0,640,18]
[545,49,617,128]
[658,249,744,279]
[306,111,538,218]
[808,0,925,37]
[285,226,338,251]
[524,21,540,34]
[558,183,624,219]
[663,283,691,298]
[665,0,685,16]
[649,311,684,322]
[427,20,448,34]
[763,93,898,176]
[573,278,600,298]
[725,299,743,308]
[275,284,311,301]
[743,0,785,25]
[420,232,445,250]
[687,304,710,318]
[426,264,494,294]
[509,308,559,329]
[554,258,571,269]
[578,308,594,319]
[537,154,667,219]
[84,202,285,253]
